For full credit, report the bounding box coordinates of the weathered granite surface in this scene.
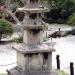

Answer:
[7,67,58,75]
[12,42,55,54]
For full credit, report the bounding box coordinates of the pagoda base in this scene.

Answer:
[11,42,55,72]
[7,66,58,75]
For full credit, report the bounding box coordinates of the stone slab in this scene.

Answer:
[17,7,49,13]
[7,67,58,75]
[23,25,44,30]
[12,43,55,54]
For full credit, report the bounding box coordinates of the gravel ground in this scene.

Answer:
[0,43,17,73]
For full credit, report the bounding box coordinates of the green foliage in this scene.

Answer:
[67,12,75,26]
[41,0,48,3]
[44,0,75,24]
[0,19,13,40]
[54,0,75,13]
[0,9,7,19]
[57,70,69,75]
[0,20,13,34]
[0,73,7,75]
[15,0,24,7]
[13,36,23,43]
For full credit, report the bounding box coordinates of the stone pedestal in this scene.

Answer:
[8,42,56,75]
[7,68,58,75]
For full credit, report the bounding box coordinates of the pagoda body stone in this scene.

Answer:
[7,0,57,75]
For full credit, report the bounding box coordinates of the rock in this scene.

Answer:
[48,31,68,38]
[48,31,61,38]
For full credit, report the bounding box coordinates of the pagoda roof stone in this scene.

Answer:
[12,42,55,54]
[17,7,49,13]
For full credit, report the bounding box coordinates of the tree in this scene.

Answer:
[67,12,75,26]
[55,0,75,14]
[43,0,75,24]
[0,19,13,40]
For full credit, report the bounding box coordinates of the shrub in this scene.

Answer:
[13,36,23,43]
[0,19,13,40]
[67,12,75,26]
[57,70,69,75]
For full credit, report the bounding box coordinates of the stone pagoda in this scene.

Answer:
[7,0,56,75]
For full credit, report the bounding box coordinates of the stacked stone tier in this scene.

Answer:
[12,42,55,54]
[22,18,44,29]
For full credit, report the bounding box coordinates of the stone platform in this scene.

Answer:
[12,42,55,54]
[7,67,58,75]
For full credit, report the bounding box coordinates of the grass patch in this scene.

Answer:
[0,73,7,75]
[57,70,69,75]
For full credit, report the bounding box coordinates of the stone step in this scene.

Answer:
[7,68,58,75]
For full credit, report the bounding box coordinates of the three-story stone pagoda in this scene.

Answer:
[7,0,56,75]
